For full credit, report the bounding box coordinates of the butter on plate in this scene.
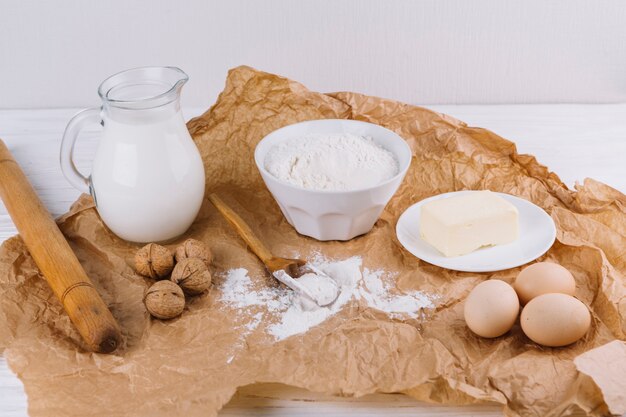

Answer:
[419,191,519,257]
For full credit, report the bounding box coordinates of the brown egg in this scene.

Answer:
[520,293,590,347]
[464,280,520,338]
[514,262,576,304]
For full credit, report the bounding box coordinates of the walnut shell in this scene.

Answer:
[171,258,212,295]
[144,280,185,320]
[174,239,212,267]
[135,243,174,279]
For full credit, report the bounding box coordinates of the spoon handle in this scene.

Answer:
[208,194,274,267]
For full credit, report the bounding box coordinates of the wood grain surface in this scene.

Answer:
[0,105,624,416]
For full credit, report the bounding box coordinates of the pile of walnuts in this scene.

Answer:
[135,238,213,320]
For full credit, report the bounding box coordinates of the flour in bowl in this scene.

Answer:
[264,133,399,191]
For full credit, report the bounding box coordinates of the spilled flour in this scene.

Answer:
[269,257,362,339]
[360,268,434,319]
[218,256,436,341]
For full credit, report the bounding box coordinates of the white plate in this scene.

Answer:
[396,191,556,272]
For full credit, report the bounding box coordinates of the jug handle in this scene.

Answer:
[60,108,101,194]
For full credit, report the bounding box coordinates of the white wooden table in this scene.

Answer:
[1,105,624,416]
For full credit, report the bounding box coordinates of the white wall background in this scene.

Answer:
[1,0,626,109]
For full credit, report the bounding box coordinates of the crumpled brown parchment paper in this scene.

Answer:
[1,66,625,417]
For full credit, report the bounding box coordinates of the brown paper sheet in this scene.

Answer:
[1,66,625,417]
[575,341,626,415]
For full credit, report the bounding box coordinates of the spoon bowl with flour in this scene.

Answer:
[273,266,339,308]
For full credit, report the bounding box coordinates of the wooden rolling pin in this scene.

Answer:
[0,139,121,353]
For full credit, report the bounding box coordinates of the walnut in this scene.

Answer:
[171,258,212,295]
[174,238,212,267]
[135,243,174,279]
[143,280,185,320]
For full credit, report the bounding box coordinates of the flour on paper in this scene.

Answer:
[218,256,436,342]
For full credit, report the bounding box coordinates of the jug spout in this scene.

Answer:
[98,66,188,110]
[172,74,188,93]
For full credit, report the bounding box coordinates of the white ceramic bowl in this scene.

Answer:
[254,119,412,241]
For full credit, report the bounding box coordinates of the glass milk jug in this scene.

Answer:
[60,67,205,243]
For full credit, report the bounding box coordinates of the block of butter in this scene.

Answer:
[419,191,519,257]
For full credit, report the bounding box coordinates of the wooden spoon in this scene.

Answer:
[208,193,339,306]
